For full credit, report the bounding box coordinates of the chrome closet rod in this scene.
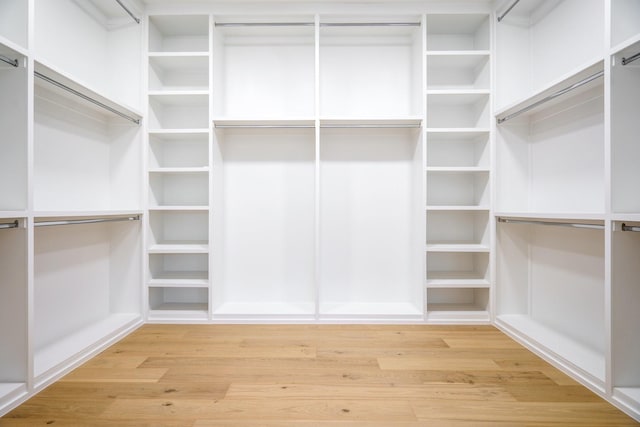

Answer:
[320,22,420,27]
[497,0,521,22]
[496,70,604,124]
[0,54,18,67]
[35,215,141,228]
[0,220,19,230]
[216,22,314,27]
[114,0,140,24]
[622,51,640,66]
[321,124,421,128]
[497,217,604,230]
[35,71,140,125]
[621,223,640,232]
[215,124,314,128]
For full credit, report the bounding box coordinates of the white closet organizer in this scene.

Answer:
[496,218,606,388]
[146,13,212,321]
[425,13,491,322]
[0,217,27,412]
[213,124,316,318]
[33,215,142,385]
[31,0,145,388]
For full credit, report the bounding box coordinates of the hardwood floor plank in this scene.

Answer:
[58,368,168,383]
[99,399,418,422]
[32,381,229,400]
[224,382,516,401]
[378,356,501,371]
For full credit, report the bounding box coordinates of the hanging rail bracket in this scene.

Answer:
[0,220,20,230]
[0,54,19,67]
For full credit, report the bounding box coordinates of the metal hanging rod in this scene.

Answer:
[621,223,640,232]
[321,22,420,27]
[0,54,18,67]
[35,71,140,125]
[622,51,640,66]
[321,124,421,129]
[216,124,314,129]
[114,0,140,24]
[497,70,604,124]
[0,220,19,230]
[35,215,140,228]
[497,0,521,22]
[216,22,314,27]
[497,217,604,230]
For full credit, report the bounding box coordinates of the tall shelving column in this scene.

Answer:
[609,0,640,418]
[424,13,491,323]
[146,14,212,322]
[0,0,29,410]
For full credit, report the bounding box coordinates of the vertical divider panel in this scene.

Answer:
[314,14,321,321]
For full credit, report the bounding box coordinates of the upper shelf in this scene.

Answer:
[426,14,489,51]
[495,59,604,124]
[34,60,142,124]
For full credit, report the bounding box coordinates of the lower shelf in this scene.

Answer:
[214,302,315,317]
[34,313,141,384]
[0,382,27,414]
[148,304,209,322]
[319,302,422,319]
[496,314,605,387]
[426,305,490,323]
[614,388,640,420]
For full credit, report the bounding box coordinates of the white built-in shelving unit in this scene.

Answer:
[493,0,640,421]
[146,13,212,321]
[1,0,639,423]
[0,0,145,415]
[425,13,491,322]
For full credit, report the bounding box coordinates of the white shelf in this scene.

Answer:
[148,243,209,254]
[497,314,606,384]
[148,54,209,91]
[148,206,209,212]
[0,211,26,220]
[148,271,209,288]
[34,313,141,380]
[148,307,209,321]
[148,90,209,99]
[426,307,490,323]
[148,15,210,53]
[426,127,490,134]
[320,302,422,318]
[34,60,142,122]
[427,205,489,211]
[319,117,422,127]
[426,243,489,253]
[426,167,489,173]
[149,129,209,135]
[149,167,209,173]
[214,302,315,316]
[214,118,315,128]
[33,210,143,220]
[612,214,640,222]
[426,89,490,96]
[495,59,604,121]
[426,50,490,57]
[427,273,491,288]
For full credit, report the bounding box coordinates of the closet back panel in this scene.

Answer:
[497,223,605,354]
[34,221,141,351]
[214,25,315,117]
[611,0,640,48]
[34,86,141,211]
[612,228,640,386]
[611,45,640,213]
[427,211,489,245]
[495,0,604,109]
[34,0,141,109]
[0,58,27,210]
[0,0,28,48]
[320,25,422,116]
[496,85,604,213]
[320,128,422,309]
[214,129,315,310]
[0,225,27,382]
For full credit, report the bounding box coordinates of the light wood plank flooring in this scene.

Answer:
[2,324,638,426]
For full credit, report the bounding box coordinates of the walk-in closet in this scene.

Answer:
[0,0,639,423]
